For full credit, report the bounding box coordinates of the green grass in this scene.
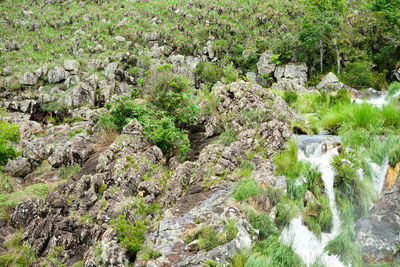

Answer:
[387,82,400,97]
[0,229,36,267]
[325,226,362,267]
[57,164,82,179]
[232,179,259,202]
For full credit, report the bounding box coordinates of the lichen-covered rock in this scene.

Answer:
[63,82,96,108]
[48,135,95,167]
[11,199,43,228]
[355,181,400,263]
[3,157,31,177]
[48,66,68,83]
[317,72,341,90]
[64,59,80,74]
[257,50,275,76]
[20,72,38,86]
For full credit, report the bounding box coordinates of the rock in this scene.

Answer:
[48,66,67,83]
[256,50,275,76]
[20,72,38,86]
[283,63,308,86]
[143,31,159,42]
[246,72,257,82]
[2,66,12,76]
[394,67,400,82]
[22,138,54,162]
[63,82,96,108]
[317,72,340,90]
[11,199,43,228]
[138,180,161,197]
[48,135,94,167]
[206,40,215,59]
[64,60,80,74]
[104,62,119,78]
[5,40,20,51]
[115,36,126,42]
[355,181,400,263]
[2,157,31,177]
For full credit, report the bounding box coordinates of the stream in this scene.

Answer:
[280,90,393,266]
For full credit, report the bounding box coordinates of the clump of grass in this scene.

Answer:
[325,226,362,267]
[185,225,227,251]
[217,128,238,146]
[57,164,82,179]
[247,210,278,240]
[232,179,259,202]
[0,229,36,267]
[387,82,400,97]
[253,235,305,266]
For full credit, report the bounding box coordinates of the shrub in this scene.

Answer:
[97,99,190,157]
[341,61,374,89]
[151,73,199,128]
[196,62,224,88]
[275,195,300,228]
[0,110,20,166]
[283,90,298,106]
[224,219,238,241]
[111,214,148,257]
[247,210,278,240]
[232,179,259,202]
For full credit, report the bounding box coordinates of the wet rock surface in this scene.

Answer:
[355,179,400,263]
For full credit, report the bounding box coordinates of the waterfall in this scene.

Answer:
[280,135,388,266]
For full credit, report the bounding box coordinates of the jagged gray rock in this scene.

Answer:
[3,157,31,177]
[48,66,68,83]
[20,72,38,86]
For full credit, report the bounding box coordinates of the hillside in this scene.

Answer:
[0,0,400,266]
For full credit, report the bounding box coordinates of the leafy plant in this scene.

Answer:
[0,110,20,166]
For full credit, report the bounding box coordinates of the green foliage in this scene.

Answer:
[275,195,300,229]
[283,90,298,106]
[185,225,227,251]
[388,82,400,97]
[232,179,259,202]
[0,229,36,267]
[196,62,224,89]
[97,98,190,157]
[329,89,351,107]
[57,164,81,179]
[217,128,238,146]
[341,61,374,89]
[139,246,162,261]
[253,235,305,267]
[150,73,199,128]
[325,226,362,267]
[371,0,400,26]
[0,110,20,166]
[224,219,238,241]
[332,151,372,221]
[111,214,148,257]
[247,210,278,240]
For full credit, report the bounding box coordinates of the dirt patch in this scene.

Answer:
[172,189,215,217]
[187,132,218,161]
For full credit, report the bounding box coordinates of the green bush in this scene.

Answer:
[329,89,351,107]
[196,62,224,89]
[232,179,259,202]
[247,210,278,240]
[283,90,298,106]
[217,128,238,146]
[97,98,190,157]
[151,73,199,128]
[275,195,300,229]
[0,110,20,166]
[341,61,374,89]
[111,214,148,257]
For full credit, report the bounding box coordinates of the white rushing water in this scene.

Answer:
[280,135,388,266]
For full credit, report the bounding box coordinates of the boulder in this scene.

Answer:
[48,66,67,83]
[64,59,80,74]
[2,157,31,177]
[63,82,96,108]
[20,72,38,86]
[257,50,275,76]
[11,199,43,228]
[283,63,308,86]
[394,67,400,82]
[317,72,340,90]
[355,181,400,263]
[104,62,119,78]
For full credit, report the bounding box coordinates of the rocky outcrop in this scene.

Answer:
[317,72,341,90]
[48,66,68,83]
[355,180,400,263]
[2,157,31,177]
[20,72,38,86]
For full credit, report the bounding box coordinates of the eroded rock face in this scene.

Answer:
[355,181,400,263]
[3,157,31,177]
[20,72,38,86]
[48,66,68,83]
[144,190,256,266]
